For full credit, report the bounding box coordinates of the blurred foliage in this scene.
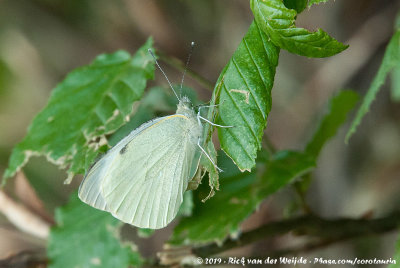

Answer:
[48,193,142,268]
[346,30,400,142]
[306,90,359,157]
[392,67,400,102]
[297,90,359,194]
[170,150,315,245]
[3,39,155,183]
[389,236,400,268]
[32,0,92,24]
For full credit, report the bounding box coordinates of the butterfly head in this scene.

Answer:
[176,96,196,118]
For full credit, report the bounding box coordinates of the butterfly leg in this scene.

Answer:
[198,116,233,128]
[197,140,223,172]
[196,104,220,118]
[197,106,233,128]
[197,103,220,109]
[196,100,229,112]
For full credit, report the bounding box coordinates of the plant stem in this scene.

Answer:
[193,212,400,257]
[0,190,50,239]
[0,251,47,267]
[294,177,313,214]
[157,50,214,91]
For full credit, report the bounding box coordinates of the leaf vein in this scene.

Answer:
[243,39,269,94]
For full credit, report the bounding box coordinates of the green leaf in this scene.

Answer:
[346,30,400,142]
[391,66,400,102]
[178,191,195,217]
[295,90,358,194]
[306,90,359,157]
[199,87,222,199]
[215,21,280,172]
[169,150,315,245]
[137,228,155,238]
[3,38,155,184]
[199,140,220,201]
[283,0,308,13]
[48,193,142,268]
[257,150,315,197]
[390,14,400,103]
[308,0,329,8]
[251,0,348,58]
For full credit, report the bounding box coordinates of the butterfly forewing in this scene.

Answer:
[78,117,166,212]
[101,114,200,229]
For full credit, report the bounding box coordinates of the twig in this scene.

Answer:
[193,212,400,257]
[0,190,50,240]
[157,50,214,91]
[292,172,314,214]
[267,238,343,258]
[0,225,46,246]
[293,181,313,214]
[14,172,55,225]
[0,250,47,268]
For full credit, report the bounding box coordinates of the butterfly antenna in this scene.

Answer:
[148,49,180,101]
[179,41,195,98]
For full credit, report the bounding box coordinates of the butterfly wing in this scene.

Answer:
[78,117,166,211]
[101,114,199,229]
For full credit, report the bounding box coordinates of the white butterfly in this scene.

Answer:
[79,45,229,229]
